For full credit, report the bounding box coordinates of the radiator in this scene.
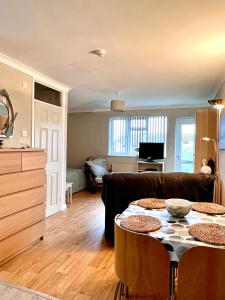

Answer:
[111,163,137,172]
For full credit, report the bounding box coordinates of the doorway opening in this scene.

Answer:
[175,117,195,173]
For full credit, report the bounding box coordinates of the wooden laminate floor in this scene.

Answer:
[0,191,117,300]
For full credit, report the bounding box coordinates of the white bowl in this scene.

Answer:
[165,198,192,218]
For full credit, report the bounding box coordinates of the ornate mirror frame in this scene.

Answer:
[0,89,18,145]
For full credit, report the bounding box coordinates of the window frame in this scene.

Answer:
[108,115,167,157]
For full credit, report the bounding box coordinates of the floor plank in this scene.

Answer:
[0,191,117,300]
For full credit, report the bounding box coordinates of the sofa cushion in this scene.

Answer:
[86,159,109,178]
[92,158,108,169]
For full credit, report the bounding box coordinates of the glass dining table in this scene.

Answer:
[115,202,225,262]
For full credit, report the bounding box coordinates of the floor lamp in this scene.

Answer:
[208,98,225,204]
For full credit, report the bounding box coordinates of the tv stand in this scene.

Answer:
[137,161,164,173]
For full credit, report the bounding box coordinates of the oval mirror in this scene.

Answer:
[0,89,18,146]
[0,101,9,132]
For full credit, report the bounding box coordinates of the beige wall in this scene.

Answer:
[0,62,33,147]
[67,107,201,172]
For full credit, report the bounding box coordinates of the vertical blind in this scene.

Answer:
[108,115,167,156]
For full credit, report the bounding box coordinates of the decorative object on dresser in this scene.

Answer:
[0,148,46,265]
[0,89,18,146]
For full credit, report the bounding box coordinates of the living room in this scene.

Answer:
[0,1,224,300]
[68,107,197,173]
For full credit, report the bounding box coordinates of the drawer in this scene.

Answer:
[0,186,45,219]
[22,151,47,171]
[0,204,45,241]
[0,221,44,264]
[0,153,21,174]
[0,169,46,197]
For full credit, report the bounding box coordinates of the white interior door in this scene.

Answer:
[175,117,195,173]
[34,100,62,217]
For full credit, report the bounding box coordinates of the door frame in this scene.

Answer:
[175,117,195,172]
[32,79,69,214]
[34,99,63,217]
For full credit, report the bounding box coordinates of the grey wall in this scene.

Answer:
[67,107,202,172]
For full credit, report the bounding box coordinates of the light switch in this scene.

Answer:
[21,130,28,137]
[22,80,28,89]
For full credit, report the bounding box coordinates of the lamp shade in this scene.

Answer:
[111,100,125,112]
[201,137,211,141]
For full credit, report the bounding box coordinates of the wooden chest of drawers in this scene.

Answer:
[0,149,46,264]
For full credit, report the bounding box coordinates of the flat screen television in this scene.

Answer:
[139,142,164,161]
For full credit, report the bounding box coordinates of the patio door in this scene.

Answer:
[175,118,195,173]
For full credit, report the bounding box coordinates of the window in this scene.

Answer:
[175,117,195,173]
[108,115,167,156]
[34,82,61,107]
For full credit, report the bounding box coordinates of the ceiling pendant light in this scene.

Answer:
[110,92,125,112]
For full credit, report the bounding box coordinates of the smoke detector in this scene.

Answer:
[89,49,106,57]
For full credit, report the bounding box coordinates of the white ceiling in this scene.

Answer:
[0,0,224,111]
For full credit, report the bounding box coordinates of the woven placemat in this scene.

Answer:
[192,203,225,215]
[188,223,225,245]
[120,215,162,233]
[137,198,166,209]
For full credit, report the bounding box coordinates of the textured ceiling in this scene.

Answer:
[0,0,224,111]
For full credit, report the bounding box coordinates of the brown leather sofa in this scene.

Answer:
[101,172,214,242]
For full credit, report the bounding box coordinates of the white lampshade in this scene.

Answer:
[111,100,125,112]
[201,137,211,141]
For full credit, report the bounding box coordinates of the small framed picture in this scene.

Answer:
[220,114,225,149]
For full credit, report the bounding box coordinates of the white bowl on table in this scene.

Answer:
[165,198,192,218]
